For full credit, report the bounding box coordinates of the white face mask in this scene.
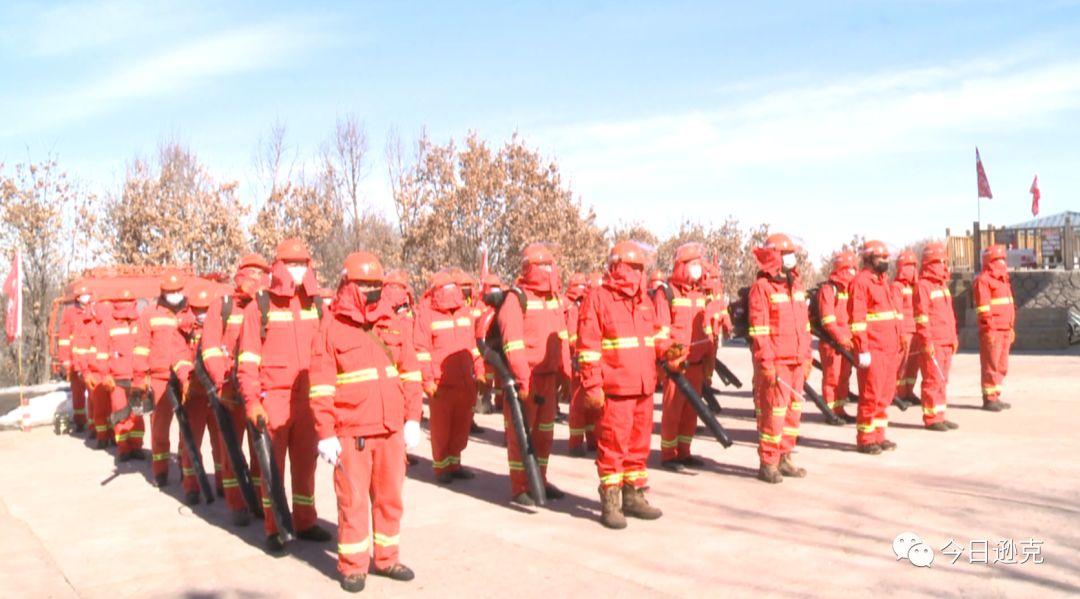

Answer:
[78,294,91,305]
[687,263,703,281]
[782,253,798,270]
[287,266,308,285]
[164,292,184,305]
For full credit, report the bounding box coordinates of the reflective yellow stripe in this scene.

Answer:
[152,452,170,462]
[837,292,849,300]
[470,347,481,358]
[109,327,131,336]
[600,472,624,485]
[58,339,71,346]
[601,337,640,350]
[267,311,293,322]
[173,360,193,371]
[872,418,889,429]
[821,315,837,325]
[976,305,990,313]
[790,401,802,411]
[338,538,371,555]
[309,384,336,398]
[759,432,781,444]
[769,293,790,303]
[537,421,555,432]
[856,423,876,433]
[133,347,150,357]
[526,300,545,310]
[866,311,897,322]
[202,347,225,359]
[748,325,771,336]
[385,366,399,378]
[507,460,525,471]
[416,352,431,362]
[503,340,525,353]
[238,352,261,364]
[455,317,471,327]
[660,437,678,448]
[923,405,947,415]
[901,288,913,295]
[672,298,692,308]
[983,385,1001,394]
[771,407,787,416]
[227,314,244,325]
[676,434,694,443]
[299,307,319,320]
[373,533,400,547]
[929,289,947,299]
[149,317,177,327]
[400,371,422,382]
[557,330,569,340]
[96,352,109,360]
[578,350,601,363]
[431,319,455,331]
[337,368,379,384]
[792,291,806,302]
[990,297,1013,306]
[292,493,315,506]
[914,315,930,324]
[782,426,799,436]
[624,470,647,482]
[850,322,868,332]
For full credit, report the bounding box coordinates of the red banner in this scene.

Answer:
[1030,175,1041,217]
[3,250,21,344]
[976,147,993,199]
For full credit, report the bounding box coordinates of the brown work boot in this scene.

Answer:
[778,454,806,478]
[757,463,783,484]
[982,399,1003,412]
[857,444,882,455]
[925,422,949,431]
[598,485,627,529]
[621,485,662,520]
[944,420,959,429]
[880,439,898,451]
[340,573,366,593]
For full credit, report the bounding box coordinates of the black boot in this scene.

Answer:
[340,574,366,593]
[982,399,1003,412]
[154,473,169,488]
[184,491,200,506]
[265,534,287,556]
[297,525,332,542]
[372,563,415,582]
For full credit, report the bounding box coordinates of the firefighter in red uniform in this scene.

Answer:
[236,238,331,554]
[201,253,271,525]
[848,240,902,455]
[311,252,422,593]
[85,302,114,447]
[60,286,95,433]
[178,289,227,504]
[913,243,959,431]
[747,234,813,483]
[102,288,146,460]
[703,265,733,345]
[133,274,195,486]
[498,243,573,505]
[476,274,505,415]
[415,270,483,483]
[656,243,714,470]
[893,249,920,406]
[565,273,598,457]
[817,250,857,423]
[974,244,1015,412]
[579,241,672,528]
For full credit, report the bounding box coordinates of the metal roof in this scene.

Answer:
[1005,211,1080,229]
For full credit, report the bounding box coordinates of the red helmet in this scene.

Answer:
[983,244,1006,261]
[861,240,890,259]
[189,288,213,309]
[608,241,648,266]
[674,242,704,264]
[450,268,475,289]
[275,238,311,262]
[116,288,134,301]
[648,270,666,285]
[897,249,917,266]
[522,243,555,266]
[161,273,185,293]
[832,250,857,271]
[238,253,271,272]
[343,252,384,283]
[764,233,797,254]
[429,270,455,290]
[481,273,503,289]
[384,269,409,287]
[568,272,588,288]
[75,284,91,298]
[922,243,947,264]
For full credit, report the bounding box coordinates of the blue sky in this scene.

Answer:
[2,0,1079,260]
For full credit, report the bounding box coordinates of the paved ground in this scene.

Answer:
[2,346,1078,598]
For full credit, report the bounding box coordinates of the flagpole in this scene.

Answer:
[18,333,27,432]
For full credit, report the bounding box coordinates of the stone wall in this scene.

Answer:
[950,270,1080,351]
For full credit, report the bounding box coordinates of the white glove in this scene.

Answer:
[858,352,872,369]
[317,436,342,465]
[403,420,421,450]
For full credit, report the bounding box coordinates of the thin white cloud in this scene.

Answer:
[7,0,187,57]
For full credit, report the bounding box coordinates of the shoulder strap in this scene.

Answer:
[362,326,395,365]
[221,295,233,326]
[509,286,528,316]
[663,283,675,307]
[256,291,270,341]
[313,295,324,319]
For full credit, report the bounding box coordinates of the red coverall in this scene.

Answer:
[913,265,957,425]
[566,293,599,452]
[848,268,901,447]
[133,301,195,478]
[310,289,423,578]
[499,286,572,496]
[236,264,322,537]
[655,276,714,462]
[414,285,481,476]
[60,305,94,428]
[179,317,225,497]
[474,302,501,412]
[85,307,113,442]
[201,293,262,513]
[577,280,661,489]
[817,277,853,414]
[102,300,145,455]
[974,264,1015,404]
[747,254,812,466]
[893,269,919,400]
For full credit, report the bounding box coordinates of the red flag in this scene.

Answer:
[479,246,489,282]
[3,250,22,344]
[976,147,993,199]
[1030,174,1041,217]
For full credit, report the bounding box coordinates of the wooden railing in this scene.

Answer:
[946,218,1077,271]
